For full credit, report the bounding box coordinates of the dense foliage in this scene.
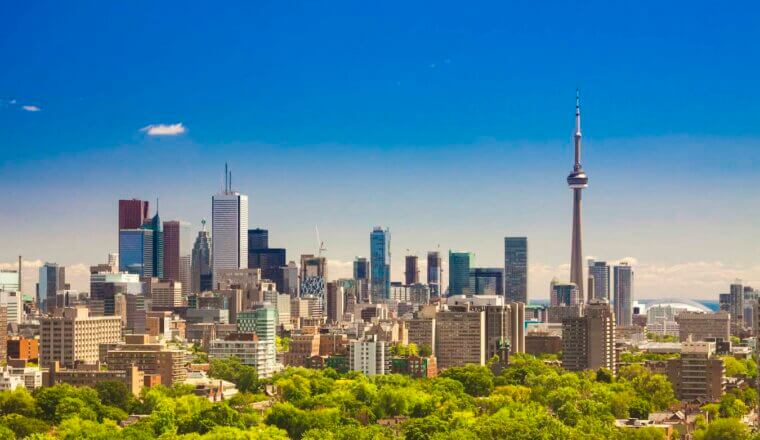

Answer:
[0,354,754,439]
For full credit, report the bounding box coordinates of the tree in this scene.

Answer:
[95,381,134,412]
[209,357,261,393]
[0,414,50,439]
[440,365,494,397]
[419,344,433,358]
[694,418,750,440]
[0,388,36,416]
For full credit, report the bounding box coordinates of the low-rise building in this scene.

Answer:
[675,311,730,342]
[44,361,143,396]
[666,339,724,402]
[105,334,189,387]
[349,336,390,376]
[208,333,276,378]
[39,307,122,368]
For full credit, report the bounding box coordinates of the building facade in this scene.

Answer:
[613,263,634,326]
[448,252,473,297]
[40,307,122,368]
[370,227,391,301]
[504,237,528,303]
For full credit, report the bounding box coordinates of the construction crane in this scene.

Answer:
[315,225,327,257]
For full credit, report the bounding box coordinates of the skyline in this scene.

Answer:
[2,1,760,300]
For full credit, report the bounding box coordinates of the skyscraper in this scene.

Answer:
[404,255,419,285]
[613,263,634,326]
[163,220,181,282]
[142,212,164,279]
[567,90,589,295]
[504,237,528,303]
[212,164,248,288]
[729,281,744,326]
[38,263,66,312]
[353,257,369,281]
[370,227,390,302]
[119,229,154,276]
[469,268,504,296]
[588,259,610,301]
[247,229,286,292]
[353,257,370,302]
[448,252,474,296]
[191,220,212,293]
[427,251,442,298]
[118,199,149,268]
[562,299,616,373]
[248,228,269,250]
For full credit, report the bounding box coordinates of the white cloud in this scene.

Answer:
[22,105,40,112]
[140,123,186,136]
[529,257,760,301]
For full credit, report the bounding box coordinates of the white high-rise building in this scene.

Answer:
[0,291,22,324]
[212,164,249,288]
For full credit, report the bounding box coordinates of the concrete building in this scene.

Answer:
[427,251,442,298]
[286,334,320,366]
[39,307,122,368]
[326,282,344,323]
[105,334,189,387]
[209,333,276,378]
[0,291,22,325]
[588,259,610,301]
[562,299,616,373]
[435,309,485,369]
[675,311,730,342]
[666,340,725,402]
[406,318,436,354]
[7,337,38,361]
[349,336,390,376]
[151,280,184,309]
[613,263,634,327]
[551,279,580,306]
[405,255,419,285]
[504,237,528,303]
[45,361,142,396]
[525,331,563,356]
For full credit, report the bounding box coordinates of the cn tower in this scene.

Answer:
[567,89,588,297]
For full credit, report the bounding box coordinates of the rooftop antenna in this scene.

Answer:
[224,162,229,193]
[229,170,232,192]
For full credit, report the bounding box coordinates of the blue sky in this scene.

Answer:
[2,1,759,299]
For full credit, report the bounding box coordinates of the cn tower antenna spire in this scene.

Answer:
[574,88,582,169]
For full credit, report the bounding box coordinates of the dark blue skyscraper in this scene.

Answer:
[370,227,390,302]
[427,251,442,297]
[142,212,164,279]
[248,229,286,292]
[448,251,473,296]
[504,237,528,303]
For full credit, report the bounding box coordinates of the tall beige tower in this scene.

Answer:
[562,299,616,373]
[567,90,589,296]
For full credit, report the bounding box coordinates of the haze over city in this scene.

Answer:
[2,1,759,301]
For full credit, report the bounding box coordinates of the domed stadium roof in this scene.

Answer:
[643,298,712,313]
